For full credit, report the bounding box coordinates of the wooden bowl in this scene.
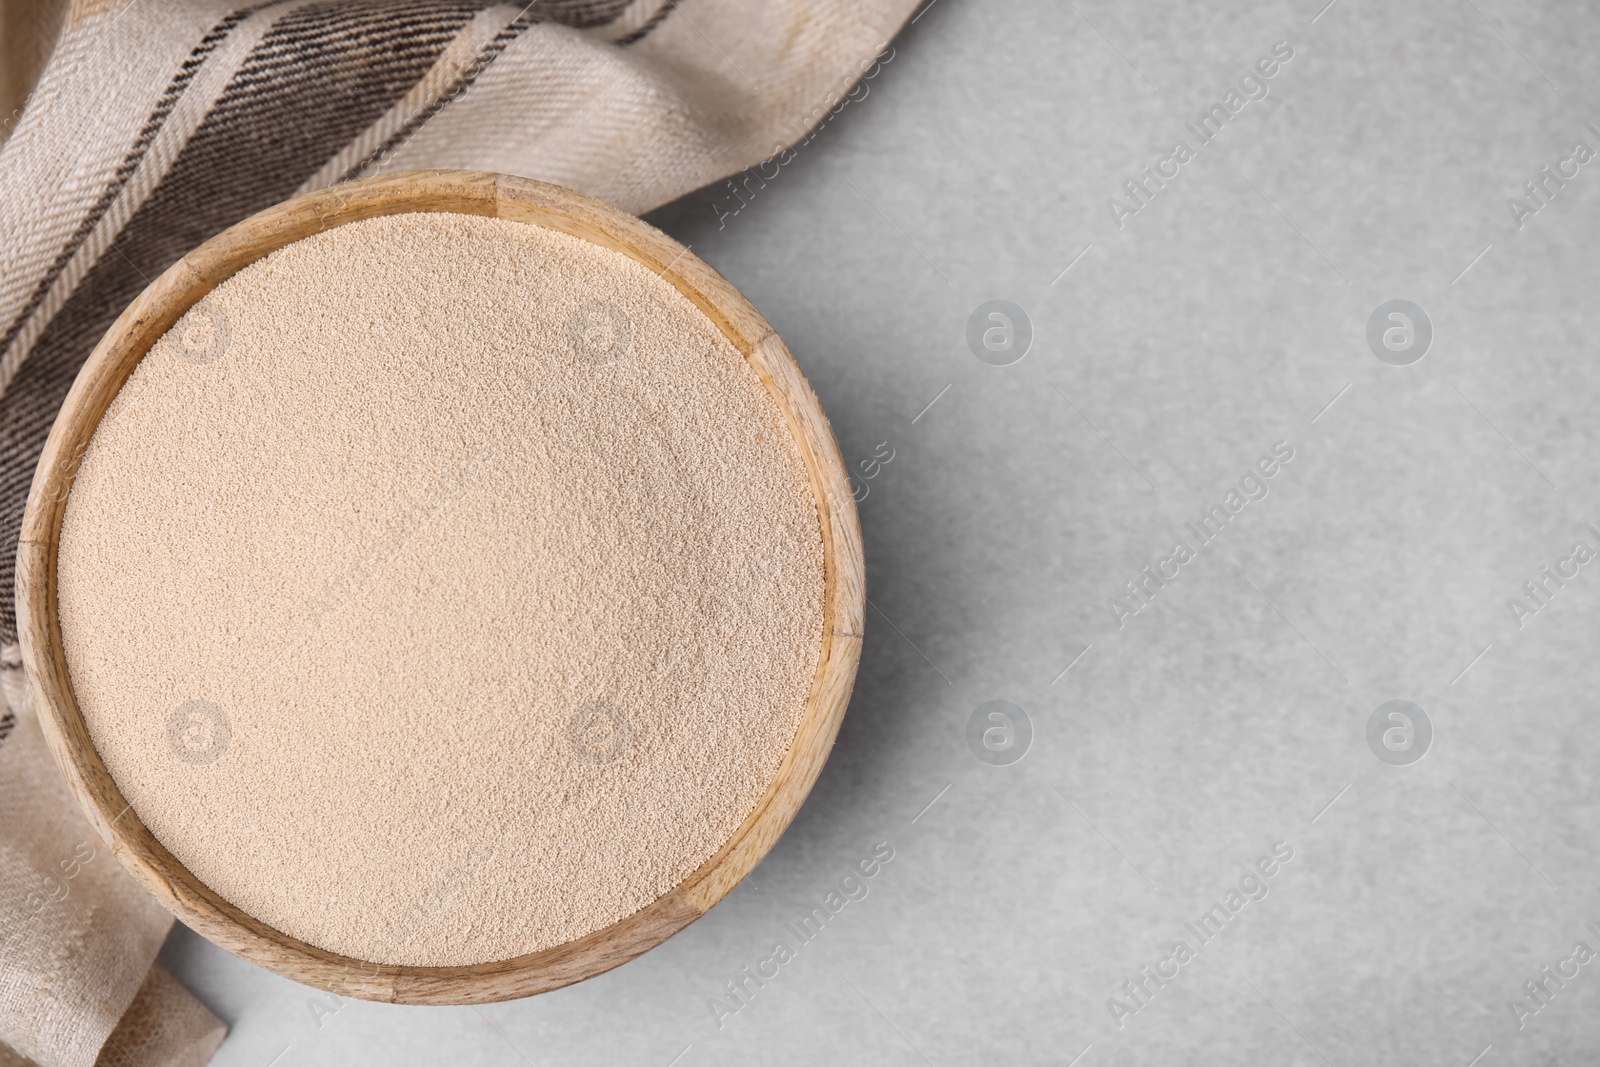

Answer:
[16,170,864,1004]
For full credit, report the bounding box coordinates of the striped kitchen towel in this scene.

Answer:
[0,2,918,1064]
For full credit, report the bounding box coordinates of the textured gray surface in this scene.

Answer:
[163,0,1600,1063]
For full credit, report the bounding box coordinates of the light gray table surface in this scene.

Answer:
[162,1,1600,1063]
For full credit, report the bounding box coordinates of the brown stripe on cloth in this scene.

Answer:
[0,8,257,389]
[616,0,680,46]
[337,1,680,182]
[0,0,497,643]
[339,7,542,182]
[531,0,638,28]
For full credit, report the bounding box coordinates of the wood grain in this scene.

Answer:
[16,171,865,1005]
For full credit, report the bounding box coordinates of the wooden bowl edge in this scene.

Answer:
[16,170,866,1004]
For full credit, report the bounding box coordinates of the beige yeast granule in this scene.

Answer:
[57,212,824,967]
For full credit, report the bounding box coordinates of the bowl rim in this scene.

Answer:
[15,169,865,1005]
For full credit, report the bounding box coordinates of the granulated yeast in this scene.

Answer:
[57,212,825,967]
